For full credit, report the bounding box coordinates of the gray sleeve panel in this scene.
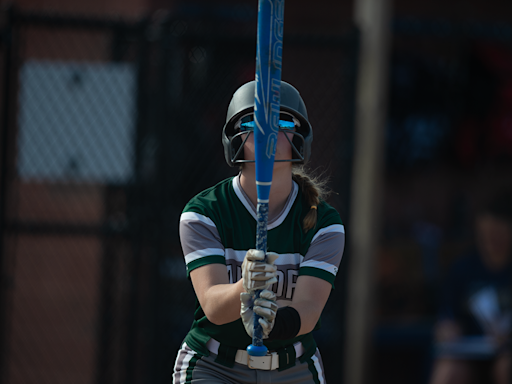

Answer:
[301,225,345,276]
[180,213,224,265]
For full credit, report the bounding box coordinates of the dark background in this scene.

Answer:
[1,0,512,383]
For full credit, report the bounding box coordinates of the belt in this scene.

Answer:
[206,338,305,371]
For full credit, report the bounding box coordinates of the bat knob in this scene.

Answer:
[247,344,268,356]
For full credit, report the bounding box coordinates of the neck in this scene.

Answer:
[240,163,293,221]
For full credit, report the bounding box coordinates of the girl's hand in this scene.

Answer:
[240,290,278,339]
[242,250,279,293]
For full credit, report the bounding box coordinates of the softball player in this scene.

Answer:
[173,81,345,384]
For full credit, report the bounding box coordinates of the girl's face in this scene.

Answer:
[241,130,294,163]
[236,112,298,166]
[476,213,512,270]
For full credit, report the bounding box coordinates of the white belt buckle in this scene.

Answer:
[247,354,274,370]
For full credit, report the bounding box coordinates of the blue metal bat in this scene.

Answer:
[246,0,285,358]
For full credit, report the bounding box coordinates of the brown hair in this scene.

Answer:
[292,165,330,233]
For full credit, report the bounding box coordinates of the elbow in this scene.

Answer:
[295,305,323,335]
[303,322,317,335]
[203,306,228,326]
[202,306,218,324]
[207,314,224,325]
[299,317,320,335]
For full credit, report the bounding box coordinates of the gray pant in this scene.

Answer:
[173,342,326,384]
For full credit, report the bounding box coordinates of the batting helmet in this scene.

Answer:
[222,80,313,167]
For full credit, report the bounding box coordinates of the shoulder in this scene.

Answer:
[316,200,343,228]
[304,194,344,235]
[310,201,345,243]
[299,200,345,287]
[294,184,343,227]
[183,177,235,216]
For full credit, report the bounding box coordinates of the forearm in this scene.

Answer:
[288,275,331,336]
[289,300,323,336]
[201,278,245,325]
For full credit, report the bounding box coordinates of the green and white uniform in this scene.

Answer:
[174,174,345,383]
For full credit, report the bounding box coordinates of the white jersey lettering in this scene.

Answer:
[286,269,299,299]
[275,270,285,297]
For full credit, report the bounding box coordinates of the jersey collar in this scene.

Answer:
[232,174,298,230]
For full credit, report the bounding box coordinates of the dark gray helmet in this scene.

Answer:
[222,80,313,167]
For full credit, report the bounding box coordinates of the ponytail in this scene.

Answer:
[291,166,330,233]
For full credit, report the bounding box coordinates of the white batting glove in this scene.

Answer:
[240,290,278,339]
[242,249,279,294]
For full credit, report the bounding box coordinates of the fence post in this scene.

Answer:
[344,0,392,383]
[0,5,16,384]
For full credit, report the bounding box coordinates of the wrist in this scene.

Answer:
[267,306,301,341]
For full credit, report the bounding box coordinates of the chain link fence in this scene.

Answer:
[0,7,357,384]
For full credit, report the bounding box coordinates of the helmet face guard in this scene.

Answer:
[228,111,307,164]
[229,130,307,165]
[222,81,313,167]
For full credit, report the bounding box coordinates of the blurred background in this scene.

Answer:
[0,0,511,383]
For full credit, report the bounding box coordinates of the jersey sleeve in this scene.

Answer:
[300,223,345,288]
[180,211,225,276]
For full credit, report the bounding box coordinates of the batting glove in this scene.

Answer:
[242,249,279,294]
[240,290,278,339]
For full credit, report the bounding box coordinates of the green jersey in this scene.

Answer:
[179,175,345,359]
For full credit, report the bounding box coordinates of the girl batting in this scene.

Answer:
[173,81,345,384]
